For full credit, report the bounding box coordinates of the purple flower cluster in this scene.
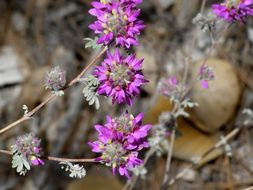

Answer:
[158,77,186,101]
[88,0,147,105]
[88,0,150,178]
[89,0,145,48]
[212,0,253,23]
[89,112,152,178]
[198,64,214,89]
[93,48,147,105]
[15,133,44,166]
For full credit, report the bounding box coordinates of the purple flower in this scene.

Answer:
[93,48,147,105]
[89,0,145,48]
[98,0,142,5]
[30,156,44,166]
[198,64,214,89]
[158,76,186,100]
[88,111,152,178]
[212,0,253,23]
[15,133,44,166]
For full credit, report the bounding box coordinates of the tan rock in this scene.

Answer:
[136,46,158,95]
[173,120,221,164]
[190,59,241,132]
[20,66,49,109]
[68,168,123,190]
[173,0,201,28]
[144,96,222,164]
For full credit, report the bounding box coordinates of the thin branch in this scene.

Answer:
[0,149,12,155]
[0,46,108,135]
[0,149,97,163]
[0,116,31,136]
[68,46,108,87]
[224,154,234,190]
[200,0,207,14]
[161,56,190,188]
[242,186,253,190]
[46,156,97,163]
[160,128,176,190]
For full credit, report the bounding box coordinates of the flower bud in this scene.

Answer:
[15,133,44,166]
[199,64,214,89]
[45,66,66,91]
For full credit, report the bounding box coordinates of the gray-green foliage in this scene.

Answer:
[60,162,86,178]
[84,37,103,49]
[81,75,100,110]
[148,124,170,156]
[175,98,199,118]
[242,108,253,116]
[22,105,29,116]
[11,145,31,176]
[192,13,215,33]
[52,90,64,97]
[131,165,147,179]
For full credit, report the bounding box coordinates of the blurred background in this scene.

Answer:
[0,0,253,189]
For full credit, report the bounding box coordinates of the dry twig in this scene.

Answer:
[0,46,108,135]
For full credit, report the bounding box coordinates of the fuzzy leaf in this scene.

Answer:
[242,108,253,116]
[60,162,86,179]
[22,156,31,170]
[95,98,100,110]
[11,153,30,175]
[82,75,100,110]
[84,37,103,49]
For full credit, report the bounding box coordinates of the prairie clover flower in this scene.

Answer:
[89,0,145,48]
[158,77,186,102]
[99,0,142,4]
[93,48,147,105]
[212,0,253,23]
[198,64,214,89]
[88,112,152,178]
[14,133,44,166]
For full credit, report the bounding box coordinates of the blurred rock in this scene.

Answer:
[0,46,29,86]
[0,86,22,117]
[47,3,78,22]
[46,85,84,155]
[20,66,49,109]
[67,168,123,190]
[173,0,201,28]
[190,59,241,133]
[50,46,76,80]
[173,120,222,164]
[23,180,38,190]
[247,28,253,44]
[236,144,253,172]
[156,0,174,10]
[144,96,222,164]
[136,45,158,95]
[50,46,74,67]
[0,46,30,115]
[143,96,173,124]
[11,12,27,33]
[139,0,153,10]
